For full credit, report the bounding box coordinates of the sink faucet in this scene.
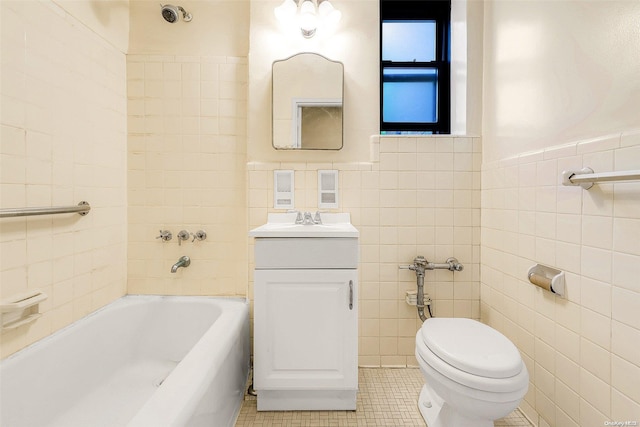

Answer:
[302,211,323,225]
[302,212,315,225]
[171,256,191,273]
[290,210,323,225]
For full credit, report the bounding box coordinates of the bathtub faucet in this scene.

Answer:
[171,256,191,273]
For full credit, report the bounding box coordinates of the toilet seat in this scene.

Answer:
[420,318,522,378]
[416,318,529,394]
[416,337,528,395]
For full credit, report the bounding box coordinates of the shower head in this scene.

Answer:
[161,4,192,23]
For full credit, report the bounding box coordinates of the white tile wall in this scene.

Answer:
[0,1,128,357]
[126,54,247,297]
[248,136,482,366]
[481,130,640,426]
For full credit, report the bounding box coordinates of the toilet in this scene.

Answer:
[415,318,529,427]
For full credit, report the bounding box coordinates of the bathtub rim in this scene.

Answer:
[1,294,250,427]
[0,294,249,364]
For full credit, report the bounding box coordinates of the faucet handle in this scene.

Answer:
[191,230,207,242]
[288,210,303,224]
[156,230,172,241]
[177,230,190,246]
[286,210,303,223]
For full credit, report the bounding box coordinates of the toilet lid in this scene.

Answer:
[420,318,522,379]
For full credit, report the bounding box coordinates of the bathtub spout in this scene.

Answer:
[171,256,191,273]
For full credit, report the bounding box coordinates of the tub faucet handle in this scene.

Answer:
[177,230,190,246]
[191,230,207,242]
[156,230,172,241]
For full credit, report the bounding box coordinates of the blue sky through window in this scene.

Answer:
[383,68,438,123]
[382,21,436,62]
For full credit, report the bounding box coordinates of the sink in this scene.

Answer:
[249,213,359,238]
[249,213,359,268]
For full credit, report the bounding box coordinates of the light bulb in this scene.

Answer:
[274,0,297,23]
[318,0,341,28]
[298,0,317,38]
[317,0,333,17]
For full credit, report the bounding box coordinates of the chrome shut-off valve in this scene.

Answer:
[446,257,464,272]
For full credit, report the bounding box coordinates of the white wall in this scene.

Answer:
[481,1,640,425]
[128,0,249,56]
[126,0,250,296]
[482,0,640,163]
[1,0,128,358]
[53,0,130,52]
[126,53,248,296]
[451,0,483,136]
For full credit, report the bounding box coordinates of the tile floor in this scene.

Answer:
[235,368,533,426]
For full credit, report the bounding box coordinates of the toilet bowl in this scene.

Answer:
[415,318,529,427]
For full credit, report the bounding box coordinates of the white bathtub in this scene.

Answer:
[0,295,250,427]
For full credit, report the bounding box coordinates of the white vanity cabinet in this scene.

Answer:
[253,269,357,408]
[249,213,359,411]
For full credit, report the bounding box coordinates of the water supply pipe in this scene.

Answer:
[399,256,464,321]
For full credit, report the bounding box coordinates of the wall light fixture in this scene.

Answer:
[274,0,341,38]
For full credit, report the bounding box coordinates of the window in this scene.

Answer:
[380,0,451,134]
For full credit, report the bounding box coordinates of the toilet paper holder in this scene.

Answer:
[527,264,565,297]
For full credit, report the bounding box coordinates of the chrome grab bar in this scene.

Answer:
[0,201,91,218]
[562,167,640,190]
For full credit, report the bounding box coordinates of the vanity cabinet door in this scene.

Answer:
[254,269,358,391]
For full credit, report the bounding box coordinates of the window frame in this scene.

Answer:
[380,0,451,134]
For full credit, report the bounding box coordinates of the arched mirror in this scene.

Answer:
[272,53,344,150]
